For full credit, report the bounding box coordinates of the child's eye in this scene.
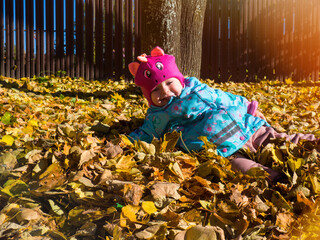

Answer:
[144,70,151,78]
[152,87,159,92]
[155,62,163,70]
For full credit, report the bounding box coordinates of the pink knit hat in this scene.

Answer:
[128,46,185,106]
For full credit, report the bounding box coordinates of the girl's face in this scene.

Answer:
[150,78,183,107]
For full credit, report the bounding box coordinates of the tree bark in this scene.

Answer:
[140,0,182,67]
[180,0,207,79]
[140,0,207,78]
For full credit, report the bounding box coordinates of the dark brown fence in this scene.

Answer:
[201,0,320,82]
[0,0,319,81]
[0,0,141,80]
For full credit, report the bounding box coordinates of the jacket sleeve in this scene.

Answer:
[128,114,158,143]
[206,85,250,109]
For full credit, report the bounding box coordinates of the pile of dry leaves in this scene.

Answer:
[1,75,320,240]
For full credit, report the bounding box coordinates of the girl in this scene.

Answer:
[128,46,317,181]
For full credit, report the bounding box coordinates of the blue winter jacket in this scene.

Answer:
[129,77,268,157]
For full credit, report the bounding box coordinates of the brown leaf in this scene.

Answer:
[162,210,181,227]
[150,182,181,200]
[16,208,42,223]
[123,183,143,206]
[102,142,123,159]
[276,212,295,231]
[38,162,66,192]
[78,149,97,167]
[184,225,218,240]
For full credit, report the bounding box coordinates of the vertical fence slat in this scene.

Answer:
[316,0,320,81]
[270,0,276,79]
[240,0,249,80]
[125,0,133,79]
[86,0,94,80]
[311,0,317,81]
[134,0,141,60]
[95,0,103,79]
[230,0,240,81]
[212,0,219,79]
[255,0,263,79]
[66,0,74,78]
[294,0,302,81]
[280,0,286,80]
[273,0,279,79]
[20,0,25,77]
[5,0,13,77]
[306,0,313,80]
[0,0,3,75]
[46,0,54,75]
[220,0,229,81]
[56,0,64,73]
[76,0,84,78]
[247,0,256,81]
[16,0,21,78]
[115,0,123,80]
[283,0,290,79]
[105,0,113,78]
[26,0,34,77]
[257,0,266,79]
[36,0,45,76]
[10,0,14,78]
[201,0,212,78]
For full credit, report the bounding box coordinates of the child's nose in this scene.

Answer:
[161,86,169,94]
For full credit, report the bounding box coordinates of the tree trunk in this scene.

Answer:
[140,0,207,78]
[180,0,207,79]
[140,0,182,67]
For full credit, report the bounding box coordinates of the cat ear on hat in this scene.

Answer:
[151,46,164,57]
[128,62,140,76]
[137,53,148,63]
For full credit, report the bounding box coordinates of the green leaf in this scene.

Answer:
[0,135,15,146]
[1,112,13,125]
[1,179,29,197]
[48,199,64,216]
[271,191,292,211]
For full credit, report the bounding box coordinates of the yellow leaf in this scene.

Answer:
[139,141,156,155]
[28,119,38,127]
[111,93,125,107]
[199,200,214,211]
[309,175,320,194]
[120,134,134,147]
[22,125,33,134]
[120,205,140,227]
[168,162,184,180]
[287,157,304,172]
[161,131,180,152]
[141,201,158,214]
[285,77,294,85]
[0,135,14,146]
[116,155,136,170]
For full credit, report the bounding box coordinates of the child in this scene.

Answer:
[128,46,318,181]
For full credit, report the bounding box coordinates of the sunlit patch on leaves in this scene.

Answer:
[1,76,320,239]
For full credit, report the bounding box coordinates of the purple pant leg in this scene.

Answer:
[230,126,318,181]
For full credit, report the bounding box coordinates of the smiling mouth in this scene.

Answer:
[161,95,173,102]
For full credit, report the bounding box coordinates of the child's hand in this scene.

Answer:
[254,110,266,120]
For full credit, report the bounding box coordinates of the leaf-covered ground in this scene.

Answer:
[1,75,320,240]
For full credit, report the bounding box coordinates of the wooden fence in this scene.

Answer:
[0,0,319,81]
[202,0,320,81]
[0,0,141,80]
